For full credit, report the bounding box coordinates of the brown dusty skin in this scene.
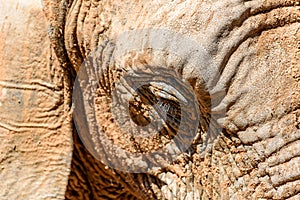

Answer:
[64,0,300,199]
[0,0,300,199]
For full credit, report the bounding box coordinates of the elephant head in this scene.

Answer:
[0,0,299,199]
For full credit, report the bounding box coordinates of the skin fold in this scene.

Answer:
[0,0,299,199]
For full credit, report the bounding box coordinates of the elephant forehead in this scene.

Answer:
[74,0,262,53]
[108,1,253,37]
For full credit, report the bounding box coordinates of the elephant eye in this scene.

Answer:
[108,66,200,157]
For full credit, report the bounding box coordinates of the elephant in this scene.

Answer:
[0,0,299,199]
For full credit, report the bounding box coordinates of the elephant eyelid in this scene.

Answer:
[148,82,187,103]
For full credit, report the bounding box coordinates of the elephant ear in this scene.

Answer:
[0,0,73,199]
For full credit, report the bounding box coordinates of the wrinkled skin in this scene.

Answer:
[0,0,299,199]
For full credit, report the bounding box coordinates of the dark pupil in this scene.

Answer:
[128,84,182,135]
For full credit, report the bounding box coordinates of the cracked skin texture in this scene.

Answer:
[0,0,299,199]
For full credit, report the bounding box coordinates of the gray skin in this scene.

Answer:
[0,0,299,199]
